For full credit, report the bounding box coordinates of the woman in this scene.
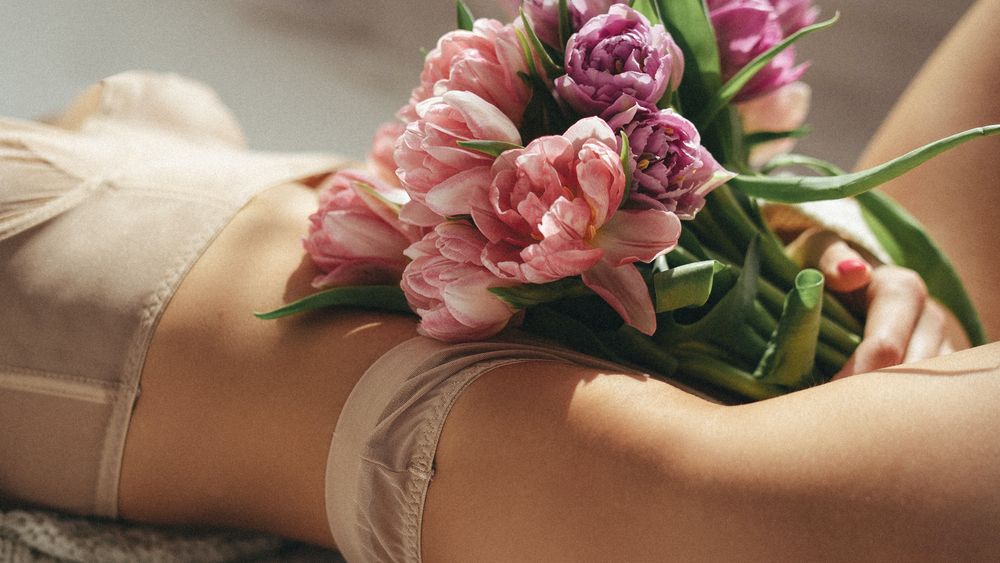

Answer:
[2,2,999,562]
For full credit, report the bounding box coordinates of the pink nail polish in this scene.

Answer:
[837,258,868,276]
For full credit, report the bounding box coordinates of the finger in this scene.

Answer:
[831,353,858,381]
[819,244,871,294]
[786,228,872,292]
[852,266,927,374]
[902,301,947,364]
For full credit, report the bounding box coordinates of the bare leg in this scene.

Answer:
[857,0,1000,340]
[423,345,1000,561]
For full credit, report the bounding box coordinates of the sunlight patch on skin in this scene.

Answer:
[345,321,384,337]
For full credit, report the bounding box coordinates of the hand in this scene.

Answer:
[787,228,970,379]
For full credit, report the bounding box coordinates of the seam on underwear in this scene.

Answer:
[94,209,234,518]
[0,363,127,388]
[0,364,126,404]
[400,357,565,562]
[114,182,237,207]
[0,375,116,404]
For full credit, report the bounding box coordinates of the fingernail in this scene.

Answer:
[837,258,868,276]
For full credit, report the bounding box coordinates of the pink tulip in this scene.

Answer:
[738,81,811,167]
[368,121,405,186]
[406,19,530,126]
[303,170,421,289]
[472,117,681,334]
[707,0,808,102]
[394,90,522,225]
[401,221,518,342]
[769,0,819,35]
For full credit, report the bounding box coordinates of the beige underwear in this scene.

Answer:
[325,334,651,563]
[0,71,345,518]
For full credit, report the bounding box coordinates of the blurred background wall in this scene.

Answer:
[0,0,973,168]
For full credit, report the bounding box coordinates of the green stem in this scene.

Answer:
[749,301,778,339]
[675,350,785,402]
[687,205,744,263]
[816,341,850,374]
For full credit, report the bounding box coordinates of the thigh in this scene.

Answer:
[858,0,1000,340]
[422,344,1000,561]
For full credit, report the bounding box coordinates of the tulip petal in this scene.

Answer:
[426,165,492,217]
[442,270,515,327]
[399,200,444,227]
[582,260,657,335]
[321,211,413,259]
[595,208,682,266]
[443,90,522,144]
[563,117,618,152]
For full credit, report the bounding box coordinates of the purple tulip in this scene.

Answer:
[707,0,809,102]
[619,106,735,219]
[555,4,684,117]
[522,0,627,47]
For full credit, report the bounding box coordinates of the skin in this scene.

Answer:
[116,0,1000,558]
[117,182,419,546]
[855,0,1000,341]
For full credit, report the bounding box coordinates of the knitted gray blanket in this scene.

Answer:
[0,506,344,562]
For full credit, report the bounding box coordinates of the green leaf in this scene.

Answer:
[653,260,727,312]
[857,189,986,345]
[754,269,824,387]
[619,131,633,207]
[744,126,811,148]
[519,9,563,79]
[631,0,662,25]
[558,0,572,48]
[759,153,844,176]
[656,236,766,366]
[456,1,474,31]
[698,13,840,127]
[456,139,523,158]
[654,0,722,117]
[728,125,1000,203]
[514,32,541,82]
[489,278,590,309]
[352,180,403,214]
[254,285,412,320]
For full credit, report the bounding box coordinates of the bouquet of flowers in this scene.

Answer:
[260,0,997,401]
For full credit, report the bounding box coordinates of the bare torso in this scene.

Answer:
[118,181,416,547]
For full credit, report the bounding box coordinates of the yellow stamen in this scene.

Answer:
[637,158,651,170]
